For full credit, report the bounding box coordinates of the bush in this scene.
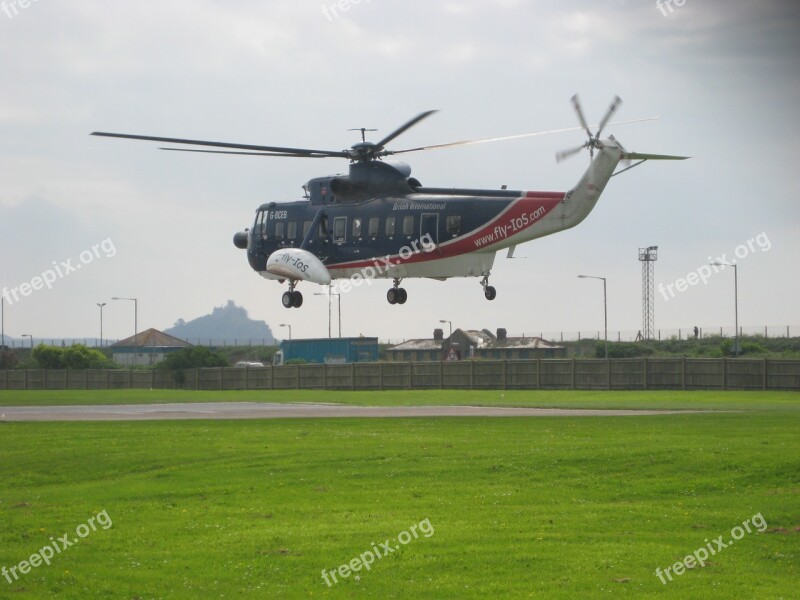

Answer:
[158,347,229,385]
[596,342,655,359]
[32,344,114,369]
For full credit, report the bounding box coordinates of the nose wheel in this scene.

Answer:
[480,274,497,301]
[387,279,407,305]
[281,281,303,308]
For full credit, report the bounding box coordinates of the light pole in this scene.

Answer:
[314,291,333,338]
[280,324,292,340]
[332,291,341,338]
[112,297,138,342]
[578,275,607,359]
[710,261,739,356]
[439,319,452,337]
[97,302,107,348]
[22,333,33,349]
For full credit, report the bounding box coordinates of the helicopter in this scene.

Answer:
[92,95,687,309]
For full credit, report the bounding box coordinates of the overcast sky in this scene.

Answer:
[1,0,798,343]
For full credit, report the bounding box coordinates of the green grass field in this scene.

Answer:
[0,391,797,598]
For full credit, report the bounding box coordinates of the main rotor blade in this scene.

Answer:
[556,144,586,163]
[160,148,329,158]
[388,117,660,155]
[596,95,622,138]
[571,94,593,138]
[373,110,438,149]
[91,132,349,158]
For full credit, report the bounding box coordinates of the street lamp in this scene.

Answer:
[280,324,292,340]
[315,290,333,338]
[439,319,452,337]
[112,297,138,342]
[331,291,341,338]
[97,302,107,348]
[21,333,33,349]
[710,261,739,356]
[315,289,342,339]
[578,275,607,359]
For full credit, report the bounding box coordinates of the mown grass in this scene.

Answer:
[1,388,798,412]
[0,392,798,598]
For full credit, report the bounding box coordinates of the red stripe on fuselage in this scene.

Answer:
[327,191,565,272]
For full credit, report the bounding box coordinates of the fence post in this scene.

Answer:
[439,360,443,389]
[681,358,686,390]
[65,369,69,390]
[722,358,727,390]
[536,358,541,390]
[151,369,155,389]
[571,358,576,390]
[44,369,48,390]
[351,363,355,391]
[502,360,507,390]
[408,362,413,389]
[763,359,768,390]
[379,362,383,391]
[322,363,327,390]
[606,358,611,390]
[470,360,475,390]
[105,369,109,390]
[128,369,132,390]
[219,367,223,390]
[296,366,301,390]
[643,357,648,390]
[270,366,274,390]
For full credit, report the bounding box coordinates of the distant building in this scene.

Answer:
[111,328,192,366]
[386,328,565,362]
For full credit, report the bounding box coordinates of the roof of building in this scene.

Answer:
[111,328,193,349]
[388,328,563,352]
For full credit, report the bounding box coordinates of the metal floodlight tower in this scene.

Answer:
[639,246,658,340]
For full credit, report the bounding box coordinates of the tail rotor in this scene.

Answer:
[556,94,623,162]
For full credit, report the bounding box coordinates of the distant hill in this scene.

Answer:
[164,301,276,346]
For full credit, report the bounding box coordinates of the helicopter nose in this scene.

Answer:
[233,230,249,249]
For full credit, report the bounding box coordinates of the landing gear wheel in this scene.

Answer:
[387,289,398,305]
[397,288,408,304]
[484,286,497,301]
[291,291,303,308]
[282,291,294,308]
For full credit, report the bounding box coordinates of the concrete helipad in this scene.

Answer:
[0,402,705,422]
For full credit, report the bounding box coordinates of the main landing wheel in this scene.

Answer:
[282,290,303,308]
[484,286,497,301]
[387,287,408,305]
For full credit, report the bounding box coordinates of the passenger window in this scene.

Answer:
[403,216,414,236]
[302,221,312,239]
[385,216,396,236]
[352,218,362,238]
[287,221,297,240]
[368,217,379,238]
[333,217,347,242]
[446,215,462,235]
[274,221,285,240]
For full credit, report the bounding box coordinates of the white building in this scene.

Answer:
[111,328,192,366]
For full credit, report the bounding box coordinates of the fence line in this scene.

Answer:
[1,359,798,392]
[2,325,799,350]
